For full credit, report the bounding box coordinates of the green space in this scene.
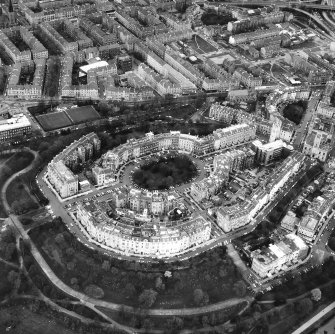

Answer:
[36,111,72,131]
[6,181,39,215]
[0,305,77,334]
[65,105,101,124]
[0,151,35,217]
[0,262,16,300]
[201,12,233,26]
[0,228,18,299]
[0,67,8,94]
[43,57,61,97]
[282,101,307,125]
[29,218,247,309]
[97,301,247,331]
[327,229,335,252]
[35,106,101,131]
[133,154,197,190]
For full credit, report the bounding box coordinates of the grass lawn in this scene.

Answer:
[0,305,77,334]
[30,220,247,309]
[65,105,101,124]
[36,111,73,131]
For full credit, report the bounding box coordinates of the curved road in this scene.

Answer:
[8,215,252,319]
[0,148,39,215]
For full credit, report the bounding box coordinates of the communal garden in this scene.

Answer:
[29,218,249,310]
[282,101,308,125]
[133,154,198,190]
[0,151,35,217]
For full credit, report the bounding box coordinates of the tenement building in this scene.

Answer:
[76,200,211,257]
[47,133,101,198]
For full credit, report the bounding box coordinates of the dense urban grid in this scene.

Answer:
[1,0,335,333]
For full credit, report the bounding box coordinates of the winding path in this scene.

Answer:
[8,215,252,321]
[0,148,252,332]
[0,148,39,215]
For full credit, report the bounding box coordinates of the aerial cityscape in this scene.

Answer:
[1,0,335,333]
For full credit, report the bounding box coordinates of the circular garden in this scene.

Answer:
[132,154,197,190]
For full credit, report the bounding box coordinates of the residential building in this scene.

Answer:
[281,211,299,232]
[76,199,211,257]
[47,133,101,198]
[251,233,308,278]
[252,139,290,165]
[48,161,79,198]
[217,152,304,232]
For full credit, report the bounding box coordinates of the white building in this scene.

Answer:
[251,233,309,278]
[0,114,32,142]
[77,200,211,257]
[252,139,290,165]
[48,161,79,198]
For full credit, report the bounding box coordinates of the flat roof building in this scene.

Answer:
[0,113,32,142]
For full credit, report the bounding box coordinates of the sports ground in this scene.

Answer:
[36,105,101,131]
[185,35,218,55]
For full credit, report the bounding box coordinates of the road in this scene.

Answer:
[291,301,335,334]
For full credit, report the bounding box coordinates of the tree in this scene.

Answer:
[55,233,65,244]
[142,318,154,330]
[67,261,75,271]
[165,317,184,331]
[311,288,322,302]
[4,242,16,261]
[11,200,22,215]
[328,237,335,251]
[138,289,158,308]
[193,288,209,306]
[66,247,75,257]
[7,270,19,285]
[194,288,204,305]
[295,298,313,318]
[155,275,165,290]
[97,101,110,117]
[102,260,111,271]
[125,283,136,297]
[233,280,247,297]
